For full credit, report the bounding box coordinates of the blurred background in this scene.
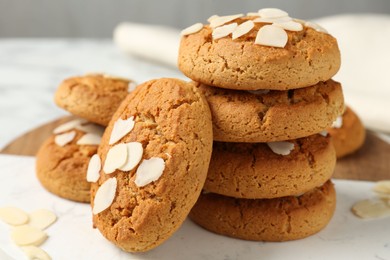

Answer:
[1,0,390,37]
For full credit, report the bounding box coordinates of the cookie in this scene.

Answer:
[205,134,336,199]
[327,106,366,158]
[36,120,103,202]
[196,79,344,142]
[178,12,340,90]
[190,180,336,242]
[91,78,213,252]
[54,74,134,126]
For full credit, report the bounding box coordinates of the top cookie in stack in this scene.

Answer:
[178,8,344,142]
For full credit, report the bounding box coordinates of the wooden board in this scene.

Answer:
[1,117,389,181]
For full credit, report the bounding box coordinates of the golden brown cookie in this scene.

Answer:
[36,122,102,202]
[190,180,336,242]
[91,78,213,252]
[327,106,366,158]
[205,134,336,199]
[197,79,344,142]
[54,74,133,126]
[178,15,340,90]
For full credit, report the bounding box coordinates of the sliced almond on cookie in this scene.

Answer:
[209,14,243,28]
[253,16,292,24]
[232,20,254,40]
[52,119,87,134]
[267,141,295,155]
[11,225,48,246]
[21,246,51,260]
[352,199,390,219]
[87,154,101,182]
[103,143,128,174]
[54,131,76,147]
[212,23,238,40]
[109,116,135,145]
[28,209,57,230]
[75,123,105,136]
[77,133,101,145]
[0,207,29,226]
[273,20,303,31]
[305,21,328,33]
[181,23,203,36]
[258,8,288,18]
[135,157,165,187]
[119,142,143,172]
[255,24,288,48]
[93,177,117,215]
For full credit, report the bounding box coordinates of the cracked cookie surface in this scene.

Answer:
[54,74,131,126]
[178,18,340,91]
[91,78,213,252]
[205,134,336,199]
[197,79,344,142]
[190,180,336,241]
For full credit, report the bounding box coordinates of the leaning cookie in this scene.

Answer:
[179,9,340,90]
[327,106,366,158]
[205,134,336,199]
[90,78,213,252]
[54,73,135,126]
[36,119,103,202]
[190,180,336,242]
[196,79,344,142]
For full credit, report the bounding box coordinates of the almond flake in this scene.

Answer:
[293,18,307,24]
[11,225,47,246]
[75,123,105,136]
[21,246,51,260]
[128,82,137,92]
[53,119,87,134]
[255,24,288,48]
[352,199,390,219]
[207,14,219,23]
[135,157,165,187]
[232,20,254,40]
[93,177,117,215]
[373,180,390,195]
[76,133,101,145]
[212,23,238,40]
[119,142,143,172]
[273,20,303,31]
[319,130,328,137]
[305,21,328,33]
[28,209,57,230]
[0,207,29,226]
[54,131,76,147]
[253,16,292,24]
[267,141,295,155]
[331,116,343,128]
[87,154,101,182]
[246,12,260,17]
[210,14,243,28]
[103,143,128,174]
[181,23,203,36]
[258,8,288,18]
[109,116,135,145]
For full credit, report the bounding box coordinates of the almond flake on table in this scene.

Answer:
[93,177,117,215]
[352,199,390,219]
[209,14,243,28]
[232,20,255,40]
[54,131,76,147]
[128,82,137,92]
[21,246,51,260]
[273,20,303,31]
[253,16,292,24]
[119,142,143,171]
[267,141,295,155]
[212,23,238,40]
[11,225,48,246]
[373,180,390,194]
[76,133,102,145]
[255,24,288,48]
[28,209,57,230]
[181,23,203,36]
[305,21,328,33]
[331,116,343,128]
[103,143,128,174]
[258,8,288,18]
[109,116,135,145]
[0,207,29,226]
[87,154,101,182]
[135,157,165,187]
[75,123,105,136]
[52,119,87,134]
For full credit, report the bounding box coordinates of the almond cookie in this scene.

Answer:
[327,106,366,158]
[178,11,340,90]
[205,134,336,199]
[54,74,134,126]
[91,78,213,252]
[190,180,336,242]
[36,120,103,202]
[197,79,344,142]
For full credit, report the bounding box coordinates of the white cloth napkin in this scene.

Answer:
[114,15,390,133]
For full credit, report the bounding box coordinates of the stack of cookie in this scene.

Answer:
[178,8,344,241]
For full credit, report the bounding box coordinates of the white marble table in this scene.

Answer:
[0,39,185,149]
